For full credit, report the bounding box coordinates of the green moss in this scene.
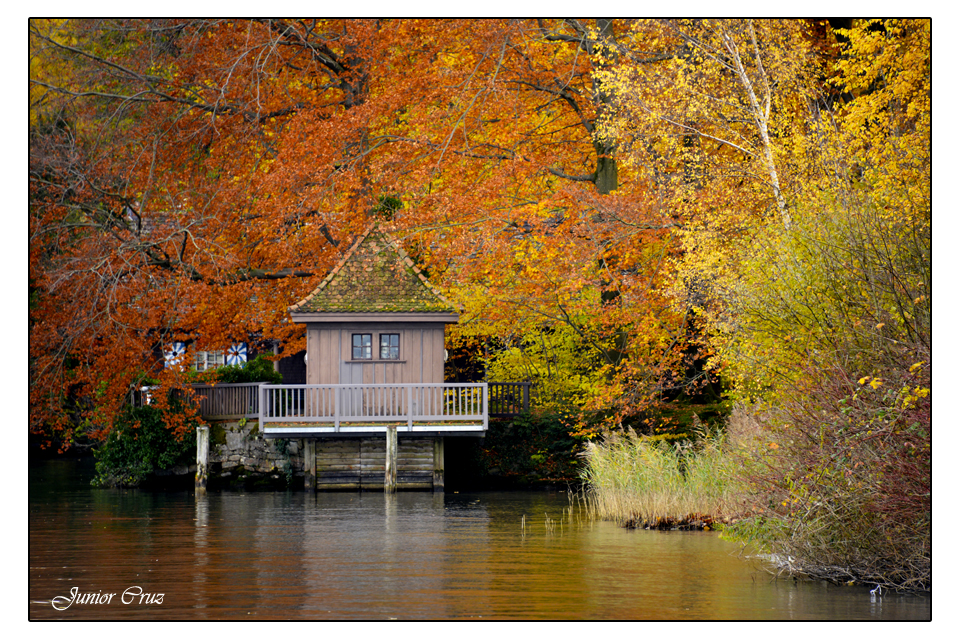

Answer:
[294,228,456,314]
[209,423,227,447]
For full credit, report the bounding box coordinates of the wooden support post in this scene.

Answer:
[406,386,413,430]
[385,425,398,493]
[433,437,445,492]
[483,384,489,431]
[195,425,209,494]
[334,388,340,432]
[304,439,316,492]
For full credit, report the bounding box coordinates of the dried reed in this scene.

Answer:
[580,424,740,529]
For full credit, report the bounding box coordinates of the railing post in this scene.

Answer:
[483,383,488,431]
[334,386,340,433]
[523,382,530,412]
[407,385,413,430]
[258,384,265,434]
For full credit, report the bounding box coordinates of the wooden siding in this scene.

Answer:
[315,437,434,489]
[306,322,447,385]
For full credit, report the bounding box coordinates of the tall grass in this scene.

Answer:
[581,425,740,527]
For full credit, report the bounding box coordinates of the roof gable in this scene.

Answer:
[289,225,457,315]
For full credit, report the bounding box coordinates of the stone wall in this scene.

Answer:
[207,419,305,487]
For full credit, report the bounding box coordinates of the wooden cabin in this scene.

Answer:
[289,224,458,387]
[261,224,488,491]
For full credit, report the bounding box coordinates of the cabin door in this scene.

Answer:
[339,361,367,384]
[339,361,366,417]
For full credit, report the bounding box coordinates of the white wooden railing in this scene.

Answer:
[259,383,488,433]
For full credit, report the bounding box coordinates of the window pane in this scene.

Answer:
[380,334,400,359]
[352,334,372,359]
[193,351,225,371]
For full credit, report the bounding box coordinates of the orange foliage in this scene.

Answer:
[34,19,858,446]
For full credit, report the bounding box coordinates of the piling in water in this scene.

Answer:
[195,425,209,494]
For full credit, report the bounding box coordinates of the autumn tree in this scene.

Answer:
[599,18,931,589]
[31,19,695,446]
[35,18,929,453]
[596,18,929,402]
[411,20,716,429]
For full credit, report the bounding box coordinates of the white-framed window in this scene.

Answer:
[194,351,226,371]
[351,333,401,361]
[188,343,247,371]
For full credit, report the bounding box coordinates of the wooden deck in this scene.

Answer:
[261,421,487,437]
[259,383,488,437]
[179,381,532,492]
[150,382,531,493]
[135,380,531,439]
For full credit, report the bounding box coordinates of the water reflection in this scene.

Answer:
[193,495,208,611]
[29,459,931,620]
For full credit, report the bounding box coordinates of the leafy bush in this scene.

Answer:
[198,355,283,385]
[716,194,931,591]
[726,363,931,591]
[479,411,582,482]
[93,405,199,487]
[480,324,615,416]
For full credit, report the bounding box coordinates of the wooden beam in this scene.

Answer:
[384,425,398,493]
[433,437,444,492]
[195,425,209,494]
[289,312,459,324]
[304,439,316,491]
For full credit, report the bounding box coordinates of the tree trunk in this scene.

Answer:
[592,19,618,195]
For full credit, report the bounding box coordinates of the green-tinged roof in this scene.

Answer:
[289,225,457,315]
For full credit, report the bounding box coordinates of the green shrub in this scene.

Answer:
[207,355,282,385]
[93,405,199,487]
[480,411,582,482]
[725,364,931,591]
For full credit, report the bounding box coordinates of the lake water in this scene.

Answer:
[29,458,931,620]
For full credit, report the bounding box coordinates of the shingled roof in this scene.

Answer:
[289,225,457,315]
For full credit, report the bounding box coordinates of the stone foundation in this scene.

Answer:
[198,419,442,491]
[207,419,305,486]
